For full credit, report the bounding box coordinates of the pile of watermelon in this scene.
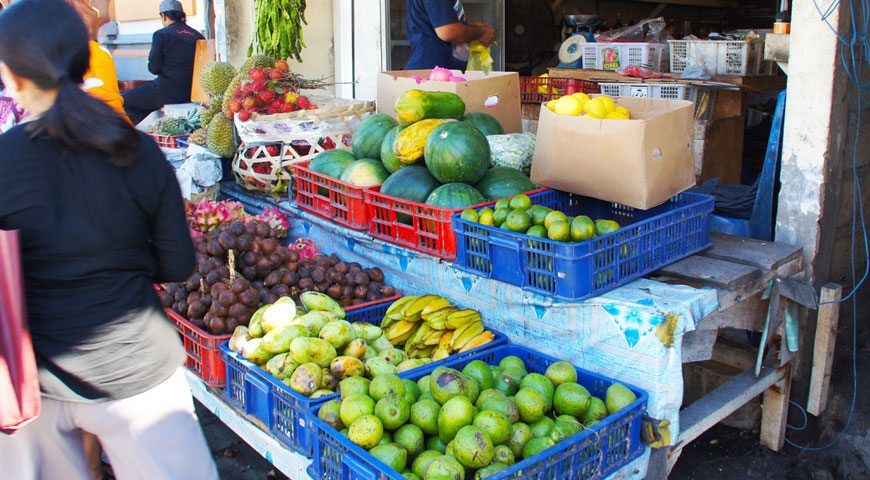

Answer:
[307,89,537,218]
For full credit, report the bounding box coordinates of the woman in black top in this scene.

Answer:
[122,0,204,125]
[0,1,218,478]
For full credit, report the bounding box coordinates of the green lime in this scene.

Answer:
[543,211,568,230]
[478,208,495,227]
[494,198,511,210]
[504,209,532,233]
[529,206,551,226]
[526,225,547,238]
[509,194,532,210]
[595,219,621,236]
[547,221,570,242]
[493,208,510,227]
[570,216,595,242]
[460,209,479,222]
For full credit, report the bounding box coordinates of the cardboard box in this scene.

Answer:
[377,70,522,134]
[530,97,695,209]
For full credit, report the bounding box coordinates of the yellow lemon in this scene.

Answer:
[571,92,590,104]
[554,95,583,116]
[546,99,557,111]
[604,112,629,120]
[582,98,607,118]
[536,74,551,95]
[598,96,616,113]
[615,106,630,118]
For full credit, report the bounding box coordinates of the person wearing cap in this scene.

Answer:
[121,0,203,125]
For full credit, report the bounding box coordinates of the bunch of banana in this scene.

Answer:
[380,295,497,361]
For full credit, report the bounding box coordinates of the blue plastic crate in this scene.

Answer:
[307,344,648,480]
[452,189,714,301]
[220,296,508,457]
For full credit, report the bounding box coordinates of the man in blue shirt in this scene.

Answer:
[406,0,496,70]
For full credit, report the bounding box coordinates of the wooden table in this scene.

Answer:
[645,232,803,478]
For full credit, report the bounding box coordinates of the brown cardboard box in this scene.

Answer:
[530,97,695,209]
[377,70,522,134]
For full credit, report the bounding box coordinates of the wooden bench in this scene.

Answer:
[646,232,804,478]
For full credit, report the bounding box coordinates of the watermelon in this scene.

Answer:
[381,125,419,173]
[380,166,441,224]
[310,149,355,178]
[461,112,504,136]
[352,114,399,160]
[424,121,491,185]
[340,159,390,187]
[474,167,537,200]
[425,183,486,209]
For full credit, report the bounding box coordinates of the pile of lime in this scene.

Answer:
[317,356,638,480]
[460,194,621,243]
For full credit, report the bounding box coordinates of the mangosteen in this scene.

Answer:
[205,270,222,286]
[206,240,225,257]
[287,250,300,263]
[340,296,353,307]
[379,285,395,297]
[341,285,353,298]
[229,221,245,235]
[282,271,298,286]
[354,285,367,299]
[365,290,379,302]
[311,268,326,284]
[261,238,278,256]
[159,293,174,308]
[272,284,291,297]
[298,277,314,291]
[264,271,282,287]
[316,282,330,292]
[202,294,213,308]
[231,277,250,294]
[351,298,365,306]
[262,293,279,305]
[334,262,348,274]
[242,266,257,281]
[218,231,237,251]
[368,267,385,283]
[187,301,207,319]
[209,317,227,335]
[354,272,370,286]
[326,284,342,300]
[228,303,248,319]
[298,267,311,279]
[218,290,237,307]
[239,289,258,307]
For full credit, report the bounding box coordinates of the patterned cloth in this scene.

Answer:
[0,93,24,134]
[219,182,720,479]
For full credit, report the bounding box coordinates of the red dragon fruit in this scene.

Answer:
[288,237,320,260]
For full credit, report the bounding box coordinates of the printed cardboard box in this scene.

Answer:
[531,97,695,209]
[377,70,522,134]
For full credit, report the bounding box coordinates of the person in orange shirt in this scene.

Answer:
[68,0,129,122]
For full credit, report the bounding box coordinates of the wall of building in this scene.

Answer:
[774,0,870,447]
[223,0,335,95]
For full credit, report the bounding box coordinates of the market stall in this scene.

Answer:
[153,21,805,477]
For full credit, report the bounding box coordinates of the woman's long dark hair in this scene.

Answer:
[0,0,139,167]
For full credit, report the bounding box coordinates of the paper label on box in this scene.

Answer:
[602,47,621,69]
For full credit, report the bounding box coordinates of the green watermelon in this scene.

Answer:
[474,167,537,201]
[353,114,399,160]
[461,112,504,136]
[381,126,419,173]
[310,149,356,178]
[340,159,390,187]
[380,166,441,224]
[425,183,486,209]
[424,121,491,185]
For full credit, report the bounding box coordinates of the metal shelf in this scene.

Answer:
[183,369,313,479]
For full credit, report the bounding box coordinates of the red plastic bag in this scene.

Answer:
[0,229,40,434]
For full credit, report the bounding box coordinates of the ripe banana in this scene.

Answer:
[422,329,446,346]
[431,347,450,361]
[385,296,418,321]
[459,331,495,352]
[451,320,484,351]
[446,309,480,330]
[386,320,417,344]
[420,296,451,320]
[438,330,454,351]
[426,308,454,330]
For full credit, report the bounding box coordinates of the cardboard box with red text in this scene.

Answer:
[377,70,522,134]
[531,97,695,209]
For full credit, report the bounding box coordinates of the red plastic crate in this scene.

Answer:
[149,132,189,149]
[294,160,372,230]
[165,291,403,388]
[364,185,544,260]
[166,308,230,388]
[519,76,599,103]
